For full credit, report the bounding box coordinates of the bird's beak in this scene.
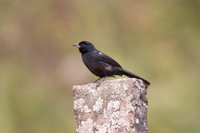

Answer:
[73,43,80,48]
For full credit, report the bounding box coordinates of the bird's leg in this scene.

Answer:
[93,77,102,83]
[96,76,108,87]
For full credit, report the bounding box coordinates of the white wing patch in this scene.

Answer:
[98,52,103,55]
[105,65,112,71]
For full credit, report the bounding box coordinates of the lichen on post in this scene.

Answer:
[73,78,149,133]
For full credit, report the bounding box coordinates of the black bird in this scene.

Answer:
[73,41,150,86]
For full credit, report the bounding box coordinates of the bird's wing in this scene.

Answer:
[95,51,122,68]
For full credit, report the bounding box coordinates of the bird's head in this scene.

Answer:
[73,41,96,54]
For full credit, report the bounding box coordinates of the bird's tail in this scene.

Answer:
[118,68,150,86]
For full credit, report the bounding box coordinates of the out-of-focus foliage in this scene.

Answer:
[0,0,200,132]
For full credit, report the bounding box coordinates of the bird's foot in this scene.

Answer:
[96,82,101,87]
[94,77,107,87]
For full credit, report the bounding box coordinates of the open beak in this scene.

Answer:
[73,43,80,48]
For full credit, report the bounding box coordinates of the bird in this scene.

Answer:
[73,41,150,86]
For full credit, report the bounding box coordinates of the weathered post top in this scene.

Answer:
[73,78,148,133]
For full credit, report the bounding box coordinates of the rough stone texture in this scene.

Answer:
[73,78,149,133]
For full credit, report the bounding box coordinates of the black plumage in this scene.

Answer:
[73,41,150,85]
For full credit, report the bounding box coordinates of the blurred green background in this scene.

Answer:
[0,0,200,133]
